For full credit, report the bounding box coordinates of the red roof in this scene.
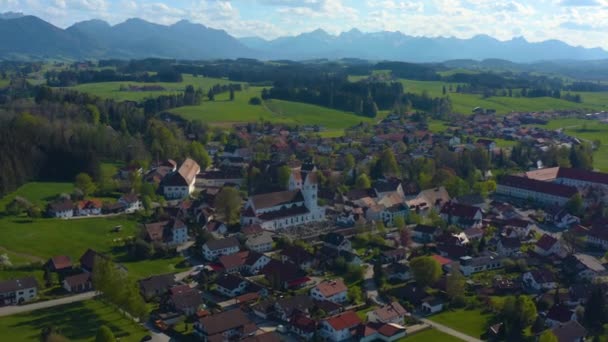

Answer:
[431,254,453,266]
[558,167,608,186]
[536,234,558,251]
[499,175,578,198]
[324,311,362,331]
[49,255,72,270]
[287,277,311,287]
[314,279,347,297]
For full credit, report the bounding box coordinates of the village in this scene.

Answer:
[2,109,608,342]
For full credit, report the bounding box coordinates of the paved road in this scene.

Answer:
[417,317,484,342]
[362,263,384,305]
[0,291,97,317]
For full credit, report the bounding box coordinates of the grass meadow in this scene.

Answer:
[428,308,491,339]
[397,328,465,341]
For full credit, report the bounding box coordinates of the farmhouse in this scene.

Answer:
[144,219,189,246]
[0,277,38,305]
[162,158,201,199]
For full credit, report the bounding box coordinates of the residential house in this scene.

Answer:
[261,260,309,290]
[275,295,315,322]
[202,237,240,261]
[118,193,142,213]
[44,255,73,276]
[219,250,271,275]
[497,237,521,257]
[522,270,557,291]
[535,234,565,258]
[407,187,451,214]
[440,202,483,229]
[279,245,315,270]
[550,321,587,342]
[245,231,274,253]
[62,272,92,293]
[144,219,189,246]
[47,199,74,218]
[564,253,608,282]
[412,224,438,243]
[367,302,408,325]
[459,256,503,276]
[0,277,38,305]
[385,263,411,281]
[75,199,102,216]
[320,311,362,342]
[310,279,348,304]
[380,248,407,264]
[138,274,175,300]
[421,297,445,314]
[216,274,249,298]
[170,285,203,316]
[546,305,578,328]
[204,220,227,236]
[358,322,407,342]
[162,158,201,199]
[290,313,316,340]
[193,309,257,341]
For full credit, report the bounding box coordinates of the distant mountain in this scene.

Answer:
[0,15,606,63]
[0,16,254,60]
[241,31,608,63]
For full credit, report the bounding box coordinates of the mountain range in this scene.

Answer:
[1,14,607,63]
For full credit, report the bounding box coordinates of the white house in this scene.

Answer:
[320,311,362,342]
[522,270,557,291]
[216,274,249,298]
[245,231,274,253]
[202,237,240,261]
[240,167,325,231]
[162,158,200,199]
[421,298,444,314]
[459,256,503,276]
[48,199,74,218]
[497,237,521,257]
[144,219,189,246]
[0,277,38,305]
[367,302,408,324]
[310,279,348,304]
[75,199,102,216]
[118,193,142,213]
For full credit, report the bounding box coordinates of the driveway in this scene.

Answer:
[362,263,384,305]
[0,291,97,317]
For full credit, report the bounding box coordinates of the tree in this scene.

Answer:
[584,287,608,333]
[213,187,242,225]
[566,193,584,216]
[188,142,211,170]
[446,267,465,301]
[380,148,399,176]
[501,295,537,339]
[348,285,363,303]
[344,154,355,171]
[95,325,115,342]
[207,89,215,101]
[410,256,441,287]
[399,226,411,247]
[75,173,96,196]
[373,260,386,288]
[229,87,235,101]
[356,173,371,189]
[539,330,558,342]
[277,165,292,189]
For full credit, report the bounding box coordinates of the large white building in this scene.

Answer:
[496,175,578,206]
[241,166,325,231]
[162,158,200,199]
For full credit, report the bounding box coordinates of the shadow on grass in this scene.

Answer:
[8,300,144,340]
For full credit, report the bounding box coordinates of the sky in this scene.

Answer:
[2,0,608,49]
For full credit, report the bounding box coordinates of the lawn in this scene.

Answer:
[428,309,491,339]
[356,306,375,321]
[397,328,464,341]
[69,74,238,101]
[0,299,148,341]
[533,118,608,171]
[0,182,74,212]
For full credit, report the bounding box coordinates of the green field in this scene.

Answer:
[533,118,608,170]
[69,74,238,101]
[0,182,74,212]
[428,309,491,338]
[172,86,377,134]
[0,300,148,341]
[398,328,464,341]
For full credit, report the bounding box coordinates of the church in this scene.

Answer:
[241,165,326,231]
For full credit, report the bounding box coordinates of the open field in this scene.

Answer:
[172,86,377,135]
[0,182,74,212]
[533,118,608,170]
[69,74,238,101]
[0,300,148,341]
[428,309,491,339]
[397,328,464,341]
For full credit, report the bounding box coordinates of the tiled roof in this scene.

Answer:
[499,175,578,198]
[314,279,347,297]
[324,311,361,331]
[536,234,558,251]
[251,190,304,210]
[558,167,608,186]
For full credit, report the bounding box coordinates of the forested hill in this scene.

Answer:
[1,14,608,62]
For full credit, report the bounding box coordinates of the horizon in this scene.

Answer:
[2,0,608,50]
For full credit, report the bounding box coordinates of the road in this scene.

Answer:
[416,316,484,342]
[362,263,384,305]
[0,291,97,317]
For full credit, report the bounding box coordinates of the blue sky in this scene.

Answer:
[2,0,608,48]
